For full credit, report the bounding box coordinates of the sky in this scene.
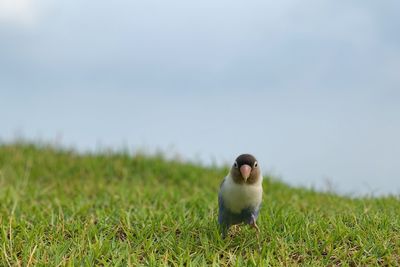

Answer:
[1,0,399,195]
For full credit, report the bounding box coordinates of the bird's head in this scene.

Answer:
[230,154,261,184]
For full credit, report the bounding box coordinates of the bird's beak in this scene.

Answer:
[240,164,252,181]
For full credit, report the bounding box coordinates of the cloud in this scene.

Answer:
[0,0,37,26]
[0,0,400,195]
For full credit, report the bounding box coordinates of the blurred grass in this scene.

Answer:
[0,143,399,266]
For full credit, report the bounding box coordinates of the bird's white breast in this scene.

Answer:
[220,174,263,213]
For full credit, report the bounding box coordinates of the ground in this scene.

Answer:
[0,143,399,266]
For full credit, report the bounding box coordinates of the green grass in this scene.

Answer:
[1,143,399,266]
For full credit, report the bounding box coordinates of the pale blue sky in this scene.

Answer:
[1,0,399,195]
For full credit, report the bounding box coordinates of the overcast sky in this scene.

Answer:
[1,0,399,195]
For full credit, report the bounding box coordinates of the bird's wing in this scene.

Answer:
[218,191,226,224]
[219,177,226,188]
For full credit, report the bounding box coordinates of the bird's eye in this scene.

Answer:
[254,161,258,168]
[233,161,238,168]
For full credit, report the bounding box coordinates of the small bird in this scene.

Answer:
[218,154,263,237]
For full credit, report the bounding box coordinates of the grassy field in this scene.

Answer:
[0,143,399,266]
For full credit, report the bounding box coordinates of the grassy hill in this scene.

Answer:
[0,144,399,266]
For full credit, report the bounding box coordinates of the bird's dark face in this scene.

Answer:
[230,154,261,185]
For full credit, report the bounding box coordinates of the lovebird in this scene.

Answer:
[218,154,263,237]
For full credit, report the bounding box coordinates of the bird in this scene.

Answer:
[218,154,263,237]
